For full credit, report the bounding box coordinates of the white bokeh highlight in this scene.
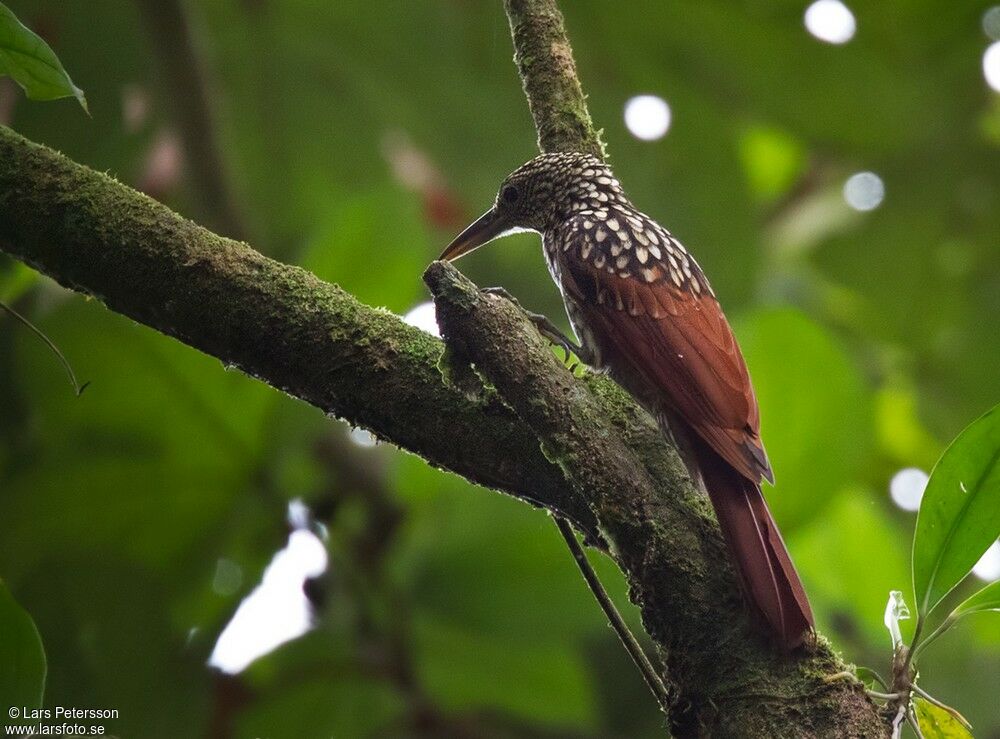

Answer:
[804,0,856,44]
[624,95,672,141]
[403,301,441,337]
[984,41,1000,92]
[973,541,1000,582]
[889,467,928,512]
[349,427,378,447]
[843,171,885,211]
[209,525,328,674]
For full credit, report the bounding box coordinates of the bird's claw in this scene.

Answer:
[480,286,584,364]
[480,286,521,307]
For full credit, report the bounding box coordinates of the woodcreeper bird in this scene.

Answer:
[440,152,814,650]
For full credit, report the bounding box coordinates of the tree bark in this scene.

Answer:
[0,125,593,536]
[0,0,888,734]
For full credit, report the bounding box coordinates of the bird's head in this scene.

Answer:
[439,152,622,261]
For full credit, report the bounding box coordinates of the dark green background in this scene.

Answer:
[1,0,999,736]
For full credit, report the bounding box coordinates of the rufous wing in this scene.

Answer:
[562,256,773,485]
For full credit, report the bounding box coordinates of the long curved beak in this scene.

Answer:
[438,208,507,262]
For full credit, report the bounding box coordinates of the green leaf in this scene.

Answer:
[0,580,46,714]
[913,404,1000,618]
[854,666,888,691]
[0,2,87,112]
[950,579,1000,621]
[915,696,974,738]
[916,579,1000,657]
[412,615,597,728]
[236,674,405,739]
[791,489,909,643]
[737,309,872,528]
[738,124,806,202]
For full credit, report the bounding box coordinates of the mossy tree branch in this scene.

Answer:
[425,263,883,737]
[0,0,888,732]
[417,0,882,735]
[0,124,595,536]
[503,0,605,158]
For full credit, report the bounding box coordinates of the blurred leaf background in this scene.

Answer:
[1,0,999,736]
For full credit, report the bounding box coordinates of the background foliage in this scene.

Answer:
[1,0,999,736]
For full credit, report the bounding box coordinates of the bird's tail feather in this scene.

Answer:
[692,438,814,650]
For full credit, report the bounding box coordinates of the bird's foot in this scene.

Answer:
[480,286,590,365]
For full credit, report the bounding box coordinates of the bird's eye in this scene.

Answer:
[501,185,520,205]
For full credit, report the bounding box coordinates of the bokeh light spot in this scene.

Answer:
[349,427,377,447]
[973,540,1000,582]
[889,467,928,512]
[804,0,856,44]
[843,171,885,211]
[624,95,672,141]
[403,301,440,337]
[209,506,328,674]
[984,41,1000,92]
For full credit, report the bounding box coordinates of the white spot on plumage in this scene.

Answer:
[583,220,593,229]
[634,230,649,246]
[642,268,657,282]
[636,247,649,264]
[648,230,660,245]
[594,254,605,268]
[595,228,607,242]
[616,255,629,269]
[648,245,661,260]
[611,243,622,256]
[607,218,620,231]
[581,241,592,259]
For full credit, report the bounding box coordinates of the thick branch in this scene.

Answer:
[502,0,605,158]
[486,1,884,735]
[0,0,887,731]
[426,263,884,737]
[0,124,595,535]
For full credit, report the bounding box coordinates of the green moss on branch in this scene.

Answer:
[503,0,605,158]
[0,124,595,534]
[426,262,884,737]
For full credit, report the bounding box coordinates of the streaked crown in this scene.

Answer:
[492,152,629,232]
